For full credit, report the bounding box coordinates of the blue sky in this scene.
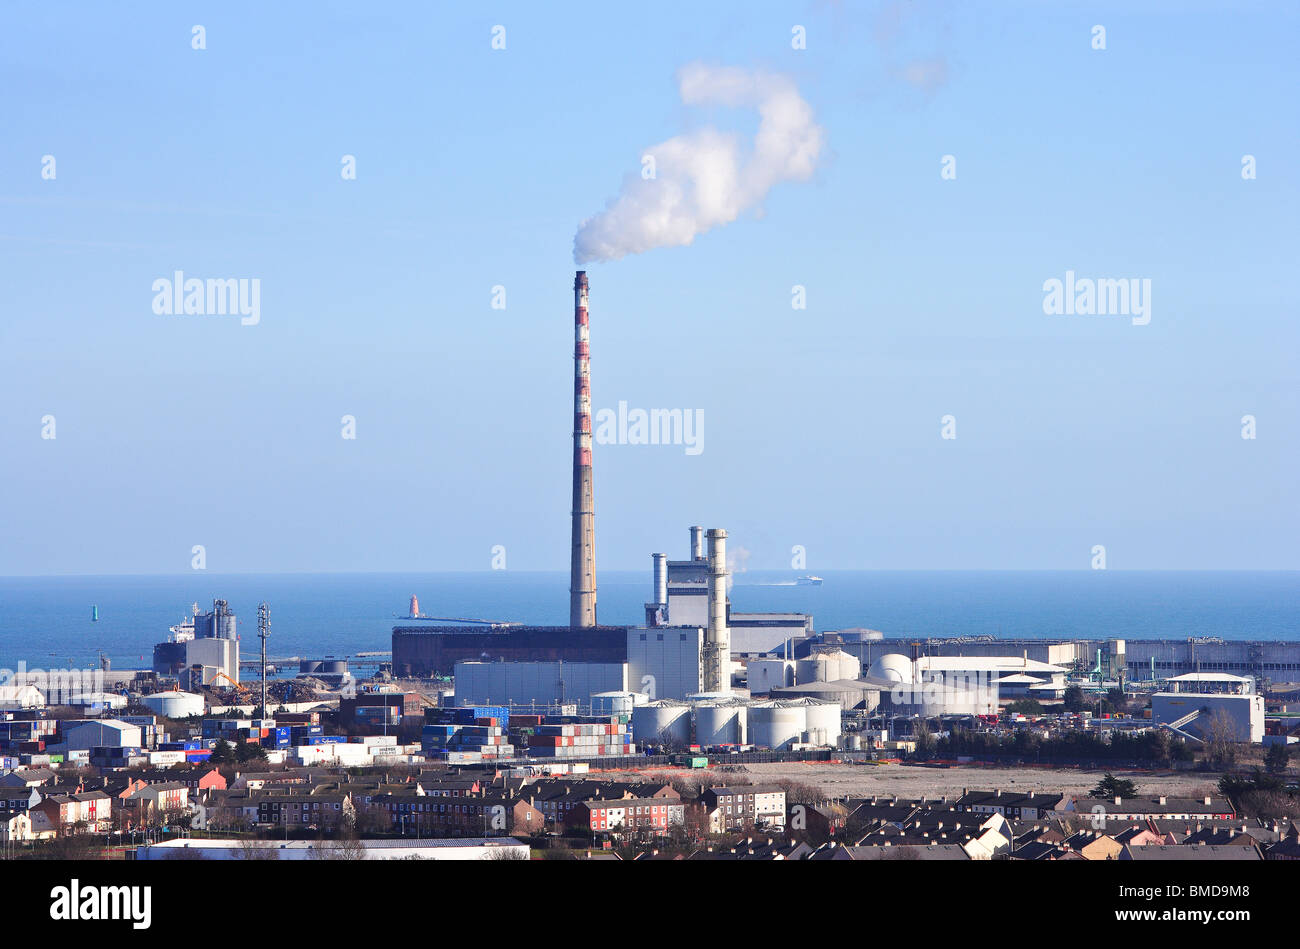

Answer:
[0,1,1296,575]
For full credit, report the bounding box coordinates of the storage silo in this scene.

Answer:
[748,701,807,750]
[631,700,692,748]
[693,701,748,746]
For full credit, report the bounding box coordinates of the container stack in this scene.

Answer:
[290,724,323,745]
[526,717,633,758]
[422,707,515,763]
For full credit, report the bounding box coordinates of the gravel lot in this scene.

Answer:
[616,761,1223,802]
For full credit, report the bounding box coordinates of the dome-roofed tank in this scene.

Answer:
[867,653,915,685]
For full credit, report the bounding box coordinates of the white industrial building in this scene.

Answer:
[185,636,239,689]
[728,613,813,656]
[862,653,1068,716]
[0,685,45,709]
[627,626,704,699]
[1152,673,1264,743]
[747,658,794,694]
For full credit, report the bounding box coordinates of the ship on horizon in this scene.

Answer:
[797,575,823,586]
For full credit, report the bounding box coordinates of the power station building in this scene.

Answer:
[388,273,827,742]
[390,522,814,706]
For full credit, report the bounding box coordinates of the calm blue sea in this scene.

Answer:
[0,571,1297,672]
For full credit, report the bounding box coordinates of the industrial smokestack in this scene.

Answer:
[703,528,731,694]
[653,553,668,606]
[569,271,597,628]
[690,526,704,561]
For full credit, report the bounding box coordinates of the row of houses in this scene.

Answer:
[0,764,224,840]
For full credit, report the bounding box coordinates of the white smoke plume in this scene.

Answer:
[573,64,824,264]
[726,544,751,593]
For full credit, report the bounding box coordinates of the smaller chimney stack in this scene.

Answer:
[653,553,668,606]
[690,526,704,561]
[702,528,731,694]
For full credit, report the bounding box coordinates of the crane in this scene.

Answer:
[207,671,250,695]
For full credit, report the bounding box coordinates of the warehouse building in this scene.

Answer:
[62,719,143,753]
[392,625,629,678]
[454,661,628,707]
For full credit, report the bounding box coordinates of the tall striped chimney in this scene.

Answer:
[570,271,597,627]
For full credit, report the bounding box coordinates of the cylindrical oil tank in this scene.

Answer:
[693,702,748,746]
[631,701,691,748]
[748,702,806,750]
[321,660,348,677]
[799,699,842,746]
[141,690,204,718]
[299,659,324,675]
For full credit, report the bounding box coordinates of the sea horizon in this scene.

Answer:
[2,569,1297,673]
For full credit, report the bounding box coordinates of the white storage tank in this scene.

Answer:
[749,701,807,750]
[795,650,861,684]
[631,701,692,748]
[141,690,205,718]
[867,653,915,685]
[693,702,748,746]
[591,691,649,715]
[797,698,842,746]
